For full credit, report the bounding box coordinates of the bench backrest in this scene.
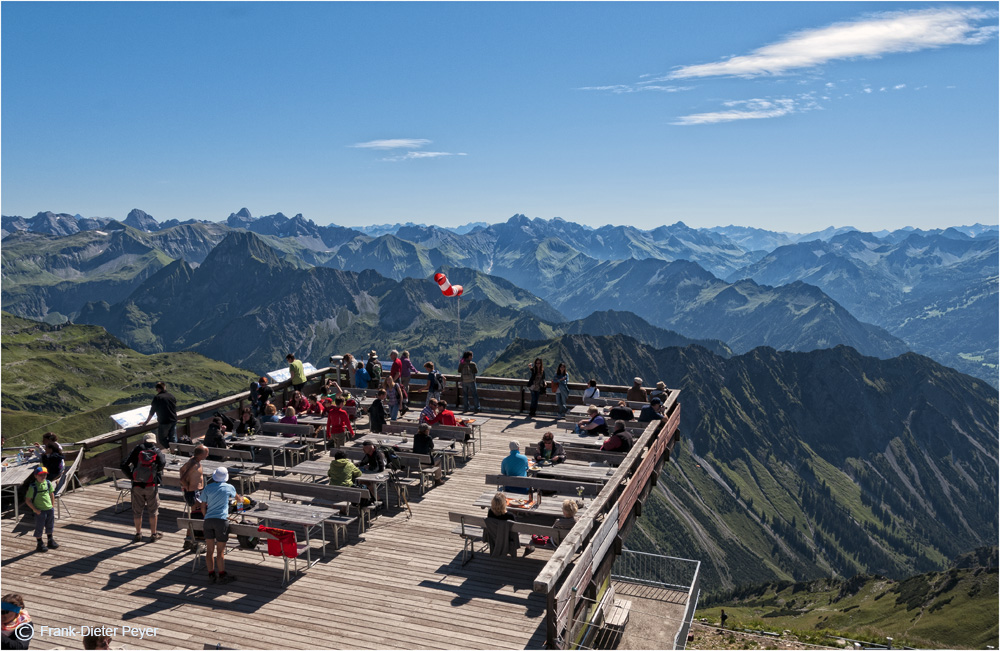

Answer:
[484,474,602,496]
[261,422,315,437]
[258,477,369,504]
[431,425,472,442]
[447,511,563,538]
[170,443,253,462]
[177,518,284,542]
[104,466,128,483]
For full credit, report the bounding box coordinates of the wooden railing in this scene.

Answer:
[537,392,681,649]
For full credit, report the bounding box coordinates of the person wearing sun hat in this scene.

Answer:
[197,467,240,585]
[626,377,647,402]
[25,466,58,553]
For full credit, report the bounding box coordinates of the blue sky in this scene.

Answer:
[2,2,997,232]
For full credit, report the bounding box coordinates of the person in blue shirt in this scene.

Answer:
[500,441,530,494]
[354,362,370,390]
[198,467,240,585]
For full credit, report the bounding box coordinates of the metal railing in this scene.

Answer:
[612,549,700,592]
[612,549,701,650]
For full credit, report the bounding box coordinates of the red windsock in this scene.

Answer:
[434,272,463,297]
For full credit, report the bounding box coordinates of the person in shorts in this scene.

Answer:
[179,445,209,551]
[198,467,239,585]
[120,433,166,543]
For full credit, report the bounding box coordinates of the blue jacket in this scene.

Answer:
[355,368,371,387]
[500,451,530,478]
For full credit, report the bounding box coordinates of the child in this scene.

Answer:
[25,467,59,553]
[1,593,32,646]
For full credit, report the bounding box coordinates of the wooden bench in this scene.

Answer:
[176,517,304,584]
[258,422,322,459]
[382,421,476,458]
[104,467,185,513]
[257,478,365,540]
[447,512,564,566]
[484,474,602,497]
[170,443,254,463]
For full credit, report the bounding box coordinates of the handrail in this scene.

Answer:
[75,366,337,449]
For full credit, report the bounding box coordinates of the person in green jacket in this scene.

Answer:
[286,353,307,392]
[25,466,59,553]
[328,451,362,487]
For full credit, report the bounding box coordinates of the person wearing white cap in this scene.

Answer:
[627,377,647,403]
[197,467,240,584]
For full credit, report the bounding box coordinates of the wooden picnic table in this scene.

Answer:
[473,490,586,520]
[283,459,396,510]
[237,499,331,568]
[1,464,37,520]
[532,462,615,484]
[566,405,637,423]
[356,436,460,474]
[229,436,307,476]
[551,432,610,451]
[162,454,262,494]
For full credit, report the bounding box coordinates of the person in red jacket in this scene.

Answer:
[427,400,458,427]
[325,396,355,441]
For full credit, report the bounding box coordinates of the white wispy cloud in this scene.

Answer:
[579,83,692,94]
[668,7,998,79]
[350,138,432,150]
[673,98,798,125]
[381,151,468,162]
[894,84,907,90]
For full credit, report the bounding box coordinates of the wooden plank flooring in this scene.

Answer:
[1,412,569,650]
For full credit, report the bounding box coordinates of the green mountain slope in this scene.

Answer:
[487,335,999,593]
[0,313,257,445]
[698,547,999,650]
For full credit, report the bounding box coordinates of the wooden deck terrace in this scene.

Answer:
[1,368,685,650]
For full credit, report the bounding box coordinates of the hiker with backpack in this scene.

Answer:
[423,362,444,405]
[121,433,167,543]
[25,467,59,553]
[365,351,382,390]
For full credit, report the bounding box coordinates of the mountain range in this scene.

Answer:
[486,334,999,594]
[71,231,730,372]
[2,209,996,384]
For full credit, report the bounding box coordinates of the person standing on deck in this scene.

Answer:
[141,381,178,448]
[25,467,59,554]
[368,389,388,434]
[198,467,240,585]
[424,362,443,404]
[325,396,355,442]
[287,354,307,392]
[366,351,382,389]
[399,351,419,394]
[527,358,546,419]
[121,433,167,543]
[179,445,209,551]
[458,350,481,412]
[389,350,402,383]
[553,363,570,418]
[354,362,370,391]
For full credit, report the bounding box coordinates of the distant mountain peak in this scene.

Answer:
[124,208,159,232]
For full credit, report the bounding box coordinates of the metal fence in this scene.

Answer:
[612,549,700,591]
[612,549,701,650]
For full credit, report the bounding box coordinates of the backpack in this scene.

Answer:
[432,370,445,391]
[133,447,159,485]
[378,445,403,472]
